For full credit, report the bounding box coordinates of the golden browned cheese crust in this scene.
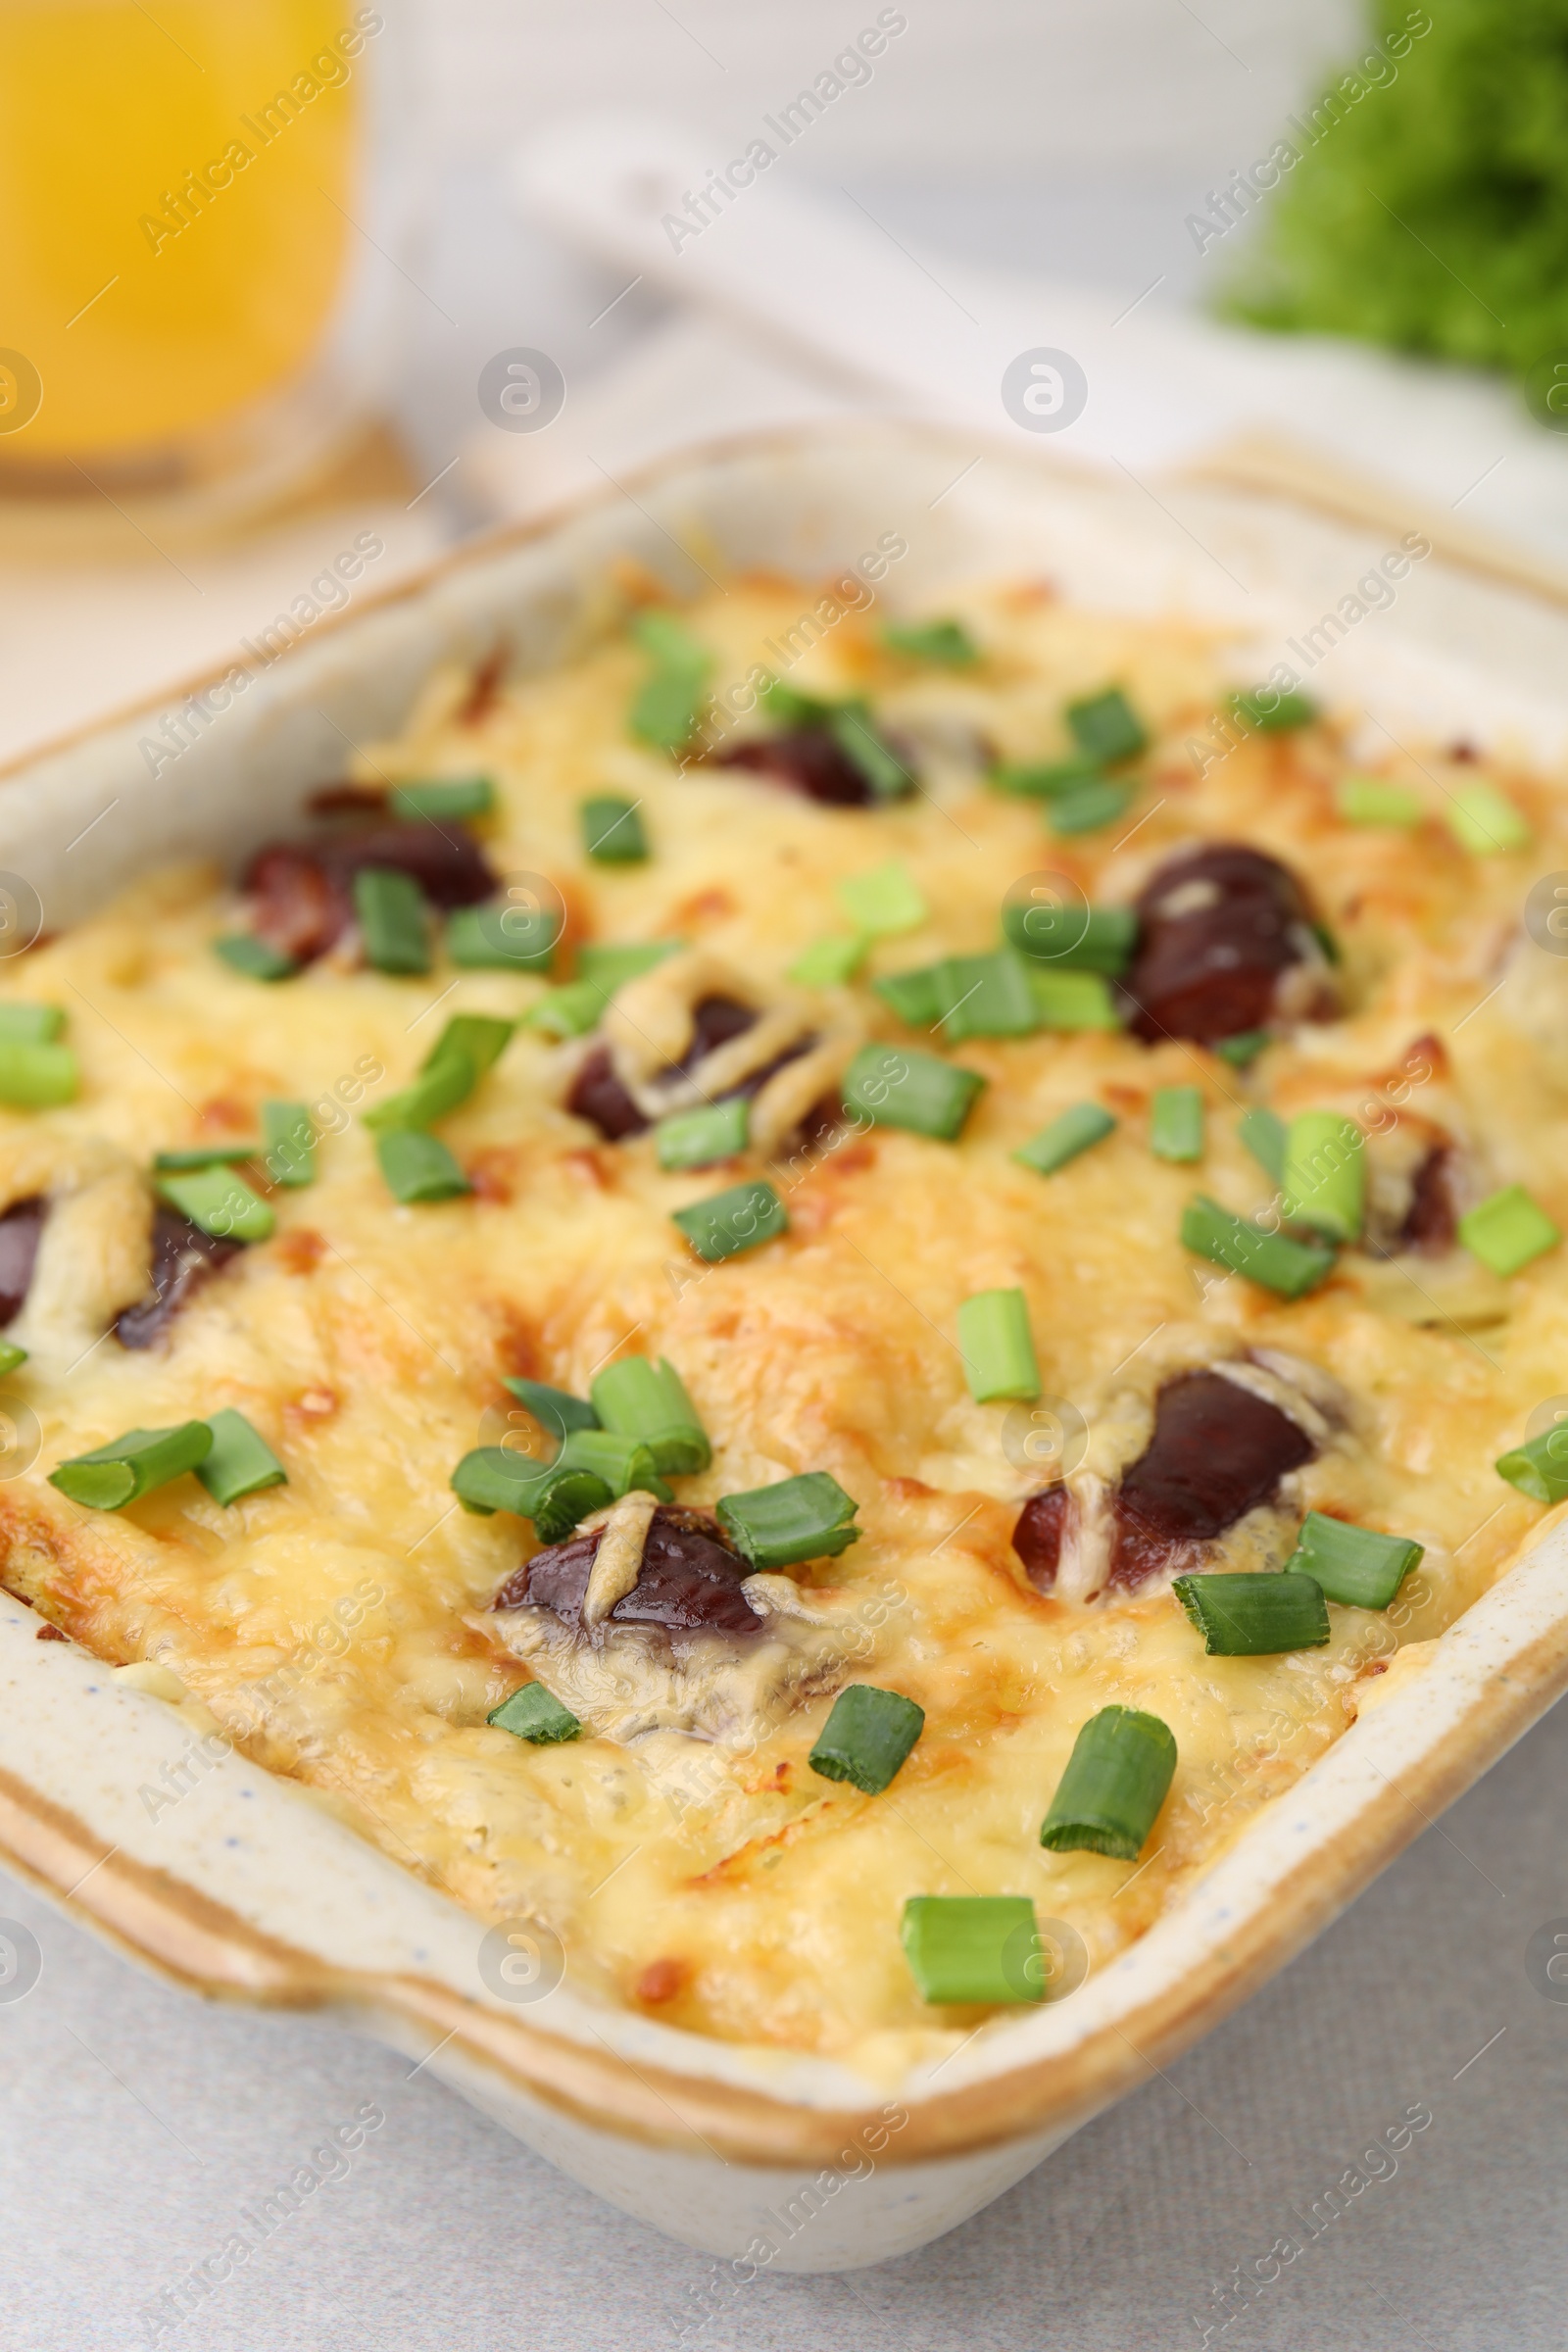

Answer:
[2,576,1563,2076]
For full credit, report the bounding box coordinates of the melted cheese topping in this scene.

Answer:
[4,577,1565,2077]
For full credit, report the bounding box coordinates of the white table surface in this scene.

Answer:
[5,10,1565,2344]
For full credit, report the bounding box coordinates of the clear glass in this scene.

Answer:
[0,0,410,530]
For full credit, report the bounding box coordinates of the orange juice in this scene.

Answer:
[0,1,379,469]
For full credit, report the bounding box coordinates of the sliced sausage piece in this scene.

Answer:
[1012,1485,1073,1592]
[674,995,758,1073]
[566,1046,649,1140]
[243,825,497,965]
[494,1505,764,1637]
[713,729,877,808]
[116,1210,244,1350]
[1107,1368,1314,1590]
[246,844,347,963]
[567,997,778,1143]
[318,825,496,909]
[1123,844,1322,1045]
[0,1198,46,1327]
[1398,1145,1456,1255]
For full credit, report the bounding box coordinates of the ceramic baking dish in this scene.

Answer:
[3,423,1567,2273]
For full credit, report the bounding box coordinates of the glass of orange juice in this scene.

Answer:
[0,0,408,526]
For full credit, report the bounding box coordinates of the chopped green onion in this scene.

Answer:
[576,940,683,993]
[195,1408,286,1505]
[1282,1110,1365,1244]
[872,967,942,1027]
[0,1005,64,1044]
[362,1053,475,1134]
[671,1179,788,1262]
[1040,1704,1176,1858]
[581,795,649,864]
[0,1041,77,1107]
[50,1420,213,1511]
[880,617,979,667]
[158,1165,274,1242]
[1150,1086,1204,1162]
[524,980,607,1039]
[808,1685,925,1792]
[554,1427,671,1501]
[1049,779,1135,836]
[717,1469,859,1568]
[453,1439,611,1533]
[1065,687,1147,765]
[262,1100,316,1189]
[451,1446,541,1514]
[0,1340,26,1377]
[376,1129,470,1203]
[215,935,299,982]
[488,1683,581,1743]
[842,1045,985,1141]
[355,866,431,975]
[789,934,867,987]
[837,859,927,937]
[1181,1195,1337,1298]
[367,1015,514,1133]
[656,1096,750,1170]
[390,777,495,822]
[447,903,557,971]
[1338,775,1423,827]
[1496,1422,1568,1505]
[589,1355,710,1475]
[1238,1106,1288,1182]
[153,1141,259,1172]
[1227,687,1317,733]
[1284,1510,1423,1608]
[1173,1570,1331,1655]
[451,1446,612,1538]
[989,754,1102,799]
[1458,1184,1560,1276]
[1213,1029,1270,1067]
[502,1377,600,1442]
[757,677,822,728]
[957,1287,1041,1402]
[937,950,1040,1041]
[629,611,711,752]
[827,707,911,801]
[427,1011,514,1084]
[1013,1102,1116,1176]
[1445,780,1530,856]
[901,1895,1044,2005]
[1028,969,1121,1030]
[1003,899,1138,973]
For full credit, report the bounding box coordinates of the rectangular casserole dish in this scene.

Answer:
[2,421,1567,2274]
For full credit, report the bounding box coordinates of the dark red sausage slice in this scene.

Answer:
[319,825,495,907]
[494,1505,763,1637]
[1108,1369,1314,1589]
[566,1046,648,1140]
[243,826,497,965]
[713,729,877,808]
[674,996,758,1073]
[1398,1146,1456,1255]
[116,1210,244,1350]
[567,998,768,1143]
[0,1198,46,1327]
[246,845,346,963]
[1012,1486,1073,1592]
[1122,844,1321,1045]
